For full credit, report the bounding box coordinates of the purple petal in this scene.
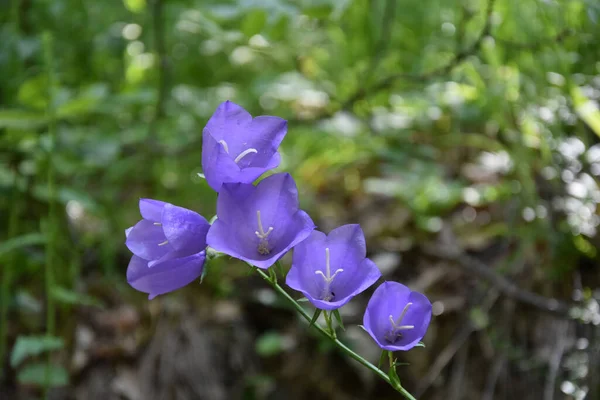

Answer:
[331,258,381,300]
[234,151,281,181]
[286,226,379,310]
[363,282,431,351]
[235,116,287,168]
[161,204,210,254]
[204,102,285,168]
[201,102,286,192]
[251,173,299,231]
[204,101,253,144]
[202,132,246,192]
[206,219,257,263]
[252,210,314,269]
[286,231,327,297]
[139,198,167,222]
[216,182,256,226]
[363,282,410,348]
[207,211,314,270]
[389,291,432,350]
[125,219,173,260]
[208,172,314,269]
[326,224,366,259]
[126,252,206,299]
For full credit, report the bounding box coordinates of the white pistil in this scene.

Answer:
[158,240,169,246]
[234,148,258,163]
[255,210,274,255]
[218,140,229,153]
[314,248,344,301]
[217,139,257,164]
[154,222,162,226]
[385,302,415,343]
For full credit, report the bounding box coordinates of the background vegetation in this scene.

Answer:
[1,0,600,399]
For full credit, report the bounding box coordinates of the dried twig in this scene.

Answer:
[415,290,500,397]
[423,243,573,316]
[544,321,570,400]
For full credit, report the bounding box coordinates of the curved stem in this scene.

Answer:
[254,268,417,400]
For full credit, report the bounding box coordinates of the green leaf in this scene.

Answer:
[309,308,322,328]
[17,75,48,110]
[123,0,146,14]
[10,335,64,367]
[50,286,104,308]
[17,363,68,387]
[0,233,46,258]
[241,9,267,37]
[332,309,345,331]
[0,110,48,130]
[255,332,285,357]
[571,85,600,138]
[469,308,490,330]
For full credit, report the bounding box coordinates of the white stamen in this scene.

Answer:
[218,140,229,153]
[255,210,274,255]
[234,148,258,163]
[154,222,162,226]
[315,248,344,301]
[217,139,258,164]
[255,210,273,239]
[158,240,169,246]
[385,302,415,343]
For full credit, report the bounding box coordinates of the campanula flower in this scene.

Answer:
[363,281,432,351]
[202,100,287,192]
[286,225,381,310]
[125,199,210,299]
[206,172,315,269]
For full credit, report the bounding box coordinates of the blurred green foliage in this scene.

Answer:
[1,0,600,398]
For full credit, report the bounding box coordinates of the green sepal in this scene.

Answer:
[387,350,402,386]
[332,309,345,331]
[200,265,209,283]
[309,308,322,328]
[208,215,217,224]
[297,297,310,302]
[276,260,285,278]
[268,267,278,283]
[415,341,426,348]
[378,350,387,369]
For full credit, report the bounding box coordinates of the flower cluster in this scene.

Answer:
[125,100,432,352]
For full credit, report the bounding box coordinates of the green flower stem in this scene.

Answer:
[254,268,417,400]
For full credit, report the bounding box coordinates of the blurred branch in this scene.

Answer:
[423,243,573,316]
[339,0,497,111]
[495,28,573,51]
